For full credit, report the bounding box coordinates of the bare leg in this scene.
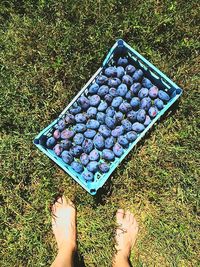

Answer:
[112,209,139,267]
[51,196,77,267]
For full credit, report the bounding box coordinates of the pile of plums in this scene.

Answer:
[45,56,170,182]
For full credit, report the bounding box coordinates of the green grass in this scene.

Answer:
[0,0,199,266]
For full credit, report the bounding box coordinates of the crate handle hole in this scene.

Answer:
[176,88,182,95]
[90,189,96,195]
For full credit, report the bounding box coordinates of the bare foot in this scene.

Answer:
[115,209,138,261]
[52,196,77,253]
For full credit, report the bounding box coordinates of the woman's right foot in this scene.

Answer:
[114,209,139,262]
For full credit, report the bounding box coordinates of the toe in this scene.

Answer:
[125,210,131,222]
[116,209,125,221]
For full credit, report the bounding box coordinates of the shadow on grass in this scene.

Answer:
[74,251,86,267]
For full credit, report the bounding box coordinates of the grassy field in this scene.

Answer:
[0,0,199,266]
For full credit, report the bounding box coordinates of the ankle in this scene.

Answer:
[58,242,77,255]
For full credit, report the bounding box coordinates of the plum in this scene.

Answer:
[73,133,85,145]
[132,69,143,82]
[87,161,99,173]
[114,111,124,123]
[130,82,142,95]
[74,123,87,133]
[89,149,100,161]
[106,106,115,117]
[148,106,158,118]
[111,126,124,137]
[97,101,108,112]
[96,112,106,124]
[116,84,128,97]
[69,106,82,115]
[108,77,121,87]
[113,143,124,157]
[99,125,111,138]
[98,85,109,97]
[70,145,83,157]
[149,86,158,99]
[140,97,151,111]
[87,107,97,118]
[116,66,125,79]
[99,162,110,173]
[127,110,137,123]
[105,116,116,129]
[104,94,113,103]
[65,113,75,125]
[93,133,105,150]
[122,75,133,86]
[132,122,145,133]
[86,119,100,130]
[82,139,94,154]
[80,153,89,166]
[117,57,128,66]
[77,96,90,110]
[57,119,66,131]
[118,136,129,147]
[121,119,132,132]
[60,139,72,150]
[130,97,140,110]
[104,66,117,77]
[154,98,164,110]
[88,82,99,94]
[75,113,87,123]
[126,131,137,142]
[96,75,108,85]
[84,129,96,139]
[142,78,153,89]
[105,136,115,149]
[53,129,61,139]
[125,64,136,75]
[109,87,118,97]
[119,102,132,113]
[61,150,73,164]
[61,129,75,139]
[89,94,101,107]
[136,109,146,123]
[138,88,149,99]
[46,137,56,148]
[71,161,84,173]
[125,90,133,101]
[111,96,123,108]
[82,170,94,181]
[102,149,115,161]
[158,90,170,102]
[53,144,63,156]
[144,115,151,126]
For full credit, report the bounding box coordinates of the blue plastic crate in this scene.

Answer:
[34,39,182,195]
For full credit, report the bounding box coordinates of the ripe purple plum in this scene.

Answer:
[138,88,149,99]
[114,111,124,123]
[93,133,105,150]
[119,102,132,113]
[98,85,109,97]
[104,66,117,77]
[127,110,137,123]
[113,143,124,157]
[69,106,82,115]
[140,97,151,111]
[149,86,158,99]
[65,113,75,125]
[126,131,137,142]
[130,83,142,94]
[158,90,170,102]
[71,161,84,173]
[109,87,118,97]
[60,139,72,150]
[148,106,158,118]
[118,136,129,147]
[104,94,113,103]
[132,69,143,82]
[102,149,115,161]
[89,94,101,107]
[96,75,108,85]
[132,122,145,133]
[53,129,61,139]
[116,84,128,97]
[105,116,116,130]
[122,75,133,86]
[88,83,99,94]
[82,170,94,181]
[53,144,63,156]
[46,137,56,148]
[105,136,115,149]
[61,150,73,164]
[82,139,94,154]
[116,66,125,79]
[136,109,146,123]
[70,145,83,157]
[77,96,90,110]
[89,149,100,161]
[87,161,99,173]
[75,113,87,123]
[144,115,151,126]
[87,107,97,118]
[74,123,87,133]
[125,64,136,75]
[57,119,66,131]
[142,78,153,89]
[106,106,115,117]
[84,129,96,139]
[117,57,128,67]
[111,96,123,108]
[86,119,100,130]
[121,119,132,132]
[99,162,110,173]
[61,129,75,139]
[154,98,164,110]
[80,153,89,166]
[98,101,108,112]
[111,126,124,137]
[108,77,121,88]
[125,90,133,101]
[96,112,106,124]
[130,97,140,110]
[99,125,111,138]
[73,133,85,145]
